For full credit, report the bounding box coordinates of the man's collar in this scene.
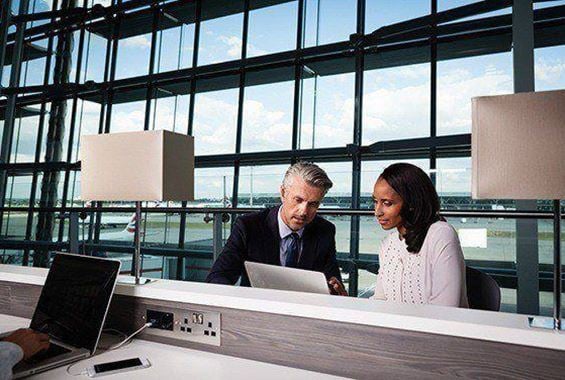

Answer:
[277,206,304,239]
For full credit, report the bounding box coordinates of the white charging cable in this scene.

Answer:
[65,322,153,376]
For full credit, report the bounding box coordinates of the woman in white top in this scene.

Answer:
[371,163,468,308]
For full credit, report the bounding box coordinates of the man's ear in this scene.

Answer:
[280,185,285,202]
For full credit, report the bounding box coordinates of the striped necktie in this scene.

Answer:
[284,233,300,268]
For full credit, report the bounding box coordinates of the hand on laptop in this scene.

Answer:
[328,277,348,296]
[4,329,50,360]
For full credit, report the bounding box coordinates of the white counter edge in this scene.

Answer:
[1,265,563,351]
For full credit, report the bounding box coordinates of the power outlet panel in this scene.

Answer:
[144,308,221,346]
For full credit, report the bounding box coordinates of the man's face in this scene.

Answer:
[279,176,325,231]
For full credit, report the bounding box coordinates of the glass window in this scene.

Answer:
[73,100,103,161]
[81,31,108,83]
[10,108,49,163]
[155,23,195,73]
[115,33,152,80]
[437,52,512,136]
[366,1,429,33]
[435,157,514,211]
[144,207,181,246]
[190,167,234,207]
[535,45,565,92]
[149,95,190,134]
[19,37,49,87]
[304,0,356,47]
[247,1,297,57]
[109,100,146,133]
[436,157,518,264]
[238,164,288,207]
[363,62,430,144]
[438,0,510,22]
[299,71,354,149]
[198,1,244,66]
[241,80,294,153]
[192,88,238,155]
[316,161,352,207]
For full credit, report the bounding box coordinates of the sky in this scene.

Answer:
[2,0,565,201]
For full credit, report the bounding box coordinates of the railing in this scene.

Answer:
[0,206,563,309]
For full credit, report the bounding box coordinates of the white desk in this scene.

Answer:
[1,315,346,380]
[2,264,564,352]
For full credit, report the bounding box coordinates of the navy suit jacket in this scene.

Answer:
[206,206,342,287]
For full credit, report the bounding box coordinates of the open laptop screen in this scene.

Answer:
[30,253,120,354]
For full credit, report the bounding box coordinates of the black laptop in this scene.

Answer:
[5,253,121,379]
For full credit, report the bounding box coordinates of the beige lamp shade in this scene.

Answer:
[472,90,565,200]
[80,130,194,201]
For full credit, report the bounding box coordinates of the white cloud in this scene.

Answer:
[121,35,151,49]
[192,94,238,155]
[535,57,565,82]
[361,64,513,142]
[218,35,268,58]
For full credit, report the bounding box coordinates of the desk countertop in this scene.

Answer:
[1,314,346,380]
[1,264,564,351]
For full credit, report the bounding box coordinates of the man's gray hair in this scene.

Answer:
[282,161,333,194]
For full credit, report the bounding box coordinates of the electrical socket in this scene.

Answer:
[143,307,221,346]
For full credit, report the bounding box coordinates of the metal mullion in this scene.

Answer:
[103,3,121,135]
[93,0,122,247]
[143,1,160,131]
[232,0,249,209]
[178,0,201,278]
[291,0,305,156]
[0,0,30,242]
[58,0,89,243]
[7,0,159,43]
[347,0,365,298]
[430,0,438,186]
[25,0,61,254]
[186,0,201,136]
[513,0,539,316]
[0,0,12,80]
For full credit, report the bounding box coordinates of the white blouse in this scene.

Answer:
[372,221,469,308]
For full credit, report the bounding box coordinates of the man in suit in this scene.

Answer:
[206,161,347,295]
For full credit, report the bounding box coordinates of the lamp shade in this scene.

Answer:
[80,130,194,201]
[472,90,565,200]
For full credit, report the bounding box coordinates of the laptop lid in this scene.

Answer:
[245,261,330,295]
[30,253,121,355]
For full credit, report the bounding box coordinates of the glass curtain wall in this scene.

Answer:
[0,0,563,315]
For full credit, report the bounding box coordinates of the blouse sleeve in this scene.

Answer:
[371,239,387,301]
[428,227,466,307]
[372,272,386,300]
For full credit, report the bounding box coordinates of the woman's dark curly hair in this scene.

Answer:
[379,163,441,253]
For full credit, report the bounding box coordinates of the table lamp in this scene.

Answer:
[80,130,194,285]
[472,90,565,329]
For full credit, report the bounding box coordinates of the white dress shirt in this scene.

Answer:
[372,221,469,308]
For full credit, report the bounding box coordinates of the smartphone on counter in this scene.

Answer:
[86,357,151,377]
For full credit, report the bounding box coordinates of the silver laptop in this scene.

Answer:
[245,261,330,294]
[7,253,121,379]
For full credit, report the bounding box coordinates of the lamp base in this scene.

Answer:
[528,316,564,330]
[118,276,157,286]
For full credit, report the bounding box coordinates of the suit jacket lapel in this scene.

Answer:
[265,206,282,266]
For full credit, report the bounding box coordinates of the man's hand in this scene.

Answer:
[328,277,348,296]
[3,329,50,360]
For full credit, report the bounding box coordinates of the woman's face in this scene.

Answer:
[373,178,404,231]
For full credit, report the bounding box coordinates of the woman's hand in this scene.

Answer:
[328,277,348,296]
